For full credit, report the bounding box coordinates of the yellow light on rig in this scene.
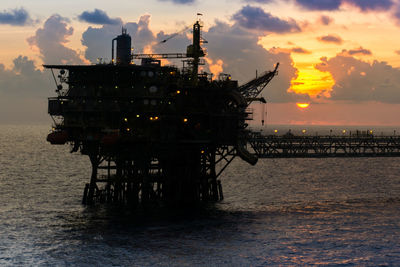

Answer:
[154,116,159,120]
[342,130,346,134]
[183,118,188,123]
[124,118,128,122]
[201,150,205,154]
[126,128,130,132]
[176,90,181,94]
[150,117,154,121]
[274,129,278,133]
[302,129,306,134]
[136,114,140,118]
[370,130,373,134]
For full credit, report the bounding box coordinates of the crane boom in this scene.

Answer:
[238,63,279,105]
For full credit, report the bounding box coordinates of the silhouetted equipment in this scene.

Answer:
[112,28,132,65]
[45,19,279,206]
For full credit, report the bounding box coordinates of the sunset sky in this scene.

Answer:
[1,0,400,125]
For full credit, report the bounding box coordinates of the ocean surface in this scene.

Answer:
[1,125,400,266]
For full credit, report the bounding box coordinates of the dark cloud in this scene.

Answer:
[345,0,394,12]
[319,15,334,25]
[316,55,400,103]
[78,9,120,25]
[245,0,275,3]
[294,0,394,11]
[0,7,33,26]
[317,34,343,44]
[81,15,155,63]
[294,0,341,11]
[158,0,195,4]
[27,15,84,64]
[232,5,301,33]
[345,47,372,56]
[291,47,311,54]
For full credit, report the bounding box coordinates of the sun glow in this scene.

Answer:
[290,65,335,97]
[296,103,310,109]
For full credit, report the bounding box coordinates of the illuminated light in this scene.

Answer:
[274,129,278,133]
[183,118,188,123]
[150,117,154,121]
[124,118,128,122]
[370,130,373,134]
[136,114,140,118]
[201,150,205,154]
[154,116,159,120]
[131,100,134,103]
[343,130,346,134]
[296,103,310,109]
[302,129,306,134]
[170,71,175,75]
[168,101,172,105]
[127,128,130,132]
[176,90,181,94]
[115,86,118,89]
[52,127,55,131]
[60,101,64,105]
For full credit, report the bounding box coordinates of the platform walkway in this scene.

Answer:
[247,131,400,158]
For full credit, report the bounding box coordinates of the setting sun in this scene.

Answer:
[296,103,310,109]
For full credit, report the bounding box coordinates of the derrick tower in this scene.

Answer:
[46,19,278,206]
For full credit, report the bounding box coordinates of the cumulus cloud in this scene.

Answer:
[316,54,400,103]
[27,15,85,64]
[0,56,53,123]
[317,34,343,44]
[81,15,156,63]
[0,7,34,26]
[232,5,301,34]
[204,20,306,102]
[78,9,121,25]
[293,0,394,11]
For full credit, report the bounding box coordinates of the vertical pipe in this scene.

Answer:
[87,154,99,204]
[112,38,117,64]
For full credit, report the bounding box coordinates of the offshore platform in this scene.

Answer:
[45,20,279,206]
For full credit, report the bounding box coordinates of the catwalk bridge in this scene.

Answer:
[247,131,400,158]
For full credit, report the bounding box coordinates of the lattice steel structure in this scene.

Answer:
[248,131,400,158]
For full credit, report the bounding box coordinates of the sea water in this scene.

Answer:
[1,125,400,266]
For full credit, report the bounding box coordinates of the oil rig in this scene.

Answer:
[45,20,278,206]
